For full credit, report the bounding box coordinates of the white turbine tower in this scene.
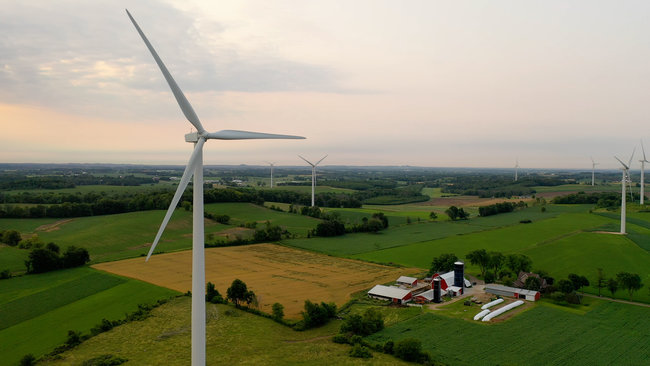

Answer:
[514,159,519,181]
[640,140,648,205]
[615,149,635,234]
[265,161,276,188]
[298,155,327,207]
[126,10,304,366]
[590,157,598,186]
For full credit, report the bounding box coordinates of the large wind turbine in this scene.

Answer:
[298,155,327,206]
[126,10,304,366]
[640,140,648,205]
[265,161,276,188]
[615,149,635,234]
[590,157,598,186]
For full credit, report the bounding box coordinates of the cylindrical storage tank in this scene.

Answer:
[454,261,465,288]
[433,277,441,303]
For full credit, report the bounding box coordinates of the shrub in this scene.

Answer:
[383,340,394,354]
[65,330,83,348]
[394,338,423,362]
[349,344,373,358]
[62,246,90,268]
[19,354,36,366]
[81,354,128,366]
[0,269,11,279]
[272,302,285,321]
[332,334,349,344]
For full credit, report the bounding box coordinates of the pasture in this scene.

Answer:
[0,267,178,365]
[0,202,321,269]
[43,297,410,366]
[93,244,419,318]
[367,300,650,366]
[286,206,564,257]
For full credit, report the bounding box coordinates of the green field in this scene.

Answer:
[0,267,178,365]
[533,183,620,193]
[3,183,175,195]
[284,206,565,257]
[44,297,410,366]
[0,203,322,269]
[367,300,650,366]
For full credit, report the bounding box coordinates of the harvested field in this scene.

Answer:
[93,244,419,318]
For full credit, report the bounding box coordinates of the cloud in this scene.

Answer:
[0,0,340,119]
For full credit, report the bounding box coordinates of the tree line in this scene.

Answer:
[478,201,527,217]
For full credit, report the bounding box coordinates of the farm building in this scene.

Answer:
[396,276,418,287]
[512,271,548,289]
[431,261,471,297]
[484,284,540,301]
[367,285,412,304]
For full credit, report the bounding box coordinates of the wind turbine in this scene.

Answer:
[590,157,598,186]
[640,140,648,205]
[614,148,635,234]
[265,161,276,188]
[298,155,327,206]
[514,159,519,181]
[126,10,304,366]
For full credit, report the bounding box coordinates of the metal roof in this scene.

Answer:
[368,285,412,299]
[484,284,539,297]
[397,276,418,284]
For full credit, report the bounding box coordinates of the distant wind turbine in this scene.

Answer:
[614,149,635,234]
[640,140,648,205]
[298,155,327,207]
[590,157,598,186]
[514,159,519,181]
[126,10,304,366]
[265,161,276,188]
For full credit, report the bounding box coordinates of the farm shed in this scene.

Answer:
[396,276,418,287]
[484,284,540,301]
[431,263,471,297]
[368,285,412,304]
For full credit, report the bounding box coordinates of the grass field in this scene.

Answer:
[0,245,29,273]
[367,300,650,366]
[93,244,419,318]
[42,297,411,366]
[0,267,178,365]
[0,203,322,270]
[352,208,650,303]
[285,206,565,257]
[533,183,620,193]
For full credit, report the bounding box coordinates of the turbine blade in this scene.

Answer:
[315,155,328,166]
[590,156,594,164]
[628,147,636,167]
[642,140,647,162]
[298,155,314,166]
[146,138,205,261]
[614,156,629,170]
[126,9,206,134]
[205,130,305,140]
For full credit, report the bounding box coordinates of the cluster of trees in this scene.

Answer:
[340,308,384,337]
[602,271,644,300]
[0,229,22,246]
[445,206,469,221]
[466,250,535,283]
[428,250,538,285]
[303,208,389,237]
[24,243,90,274]
[556,273,590,303]
[0,174,153,190]
[552,192,623,208]
[301,300,337,329]
[478,201,526,217]
[226,279,257,307]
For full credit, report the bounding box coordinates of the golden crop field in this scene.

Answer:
[93,244,420,318]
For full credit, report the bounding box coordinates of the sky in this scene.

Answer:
[0,0,648,169]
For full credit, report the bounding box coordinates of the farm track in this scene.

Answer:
[582,293,650,308]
